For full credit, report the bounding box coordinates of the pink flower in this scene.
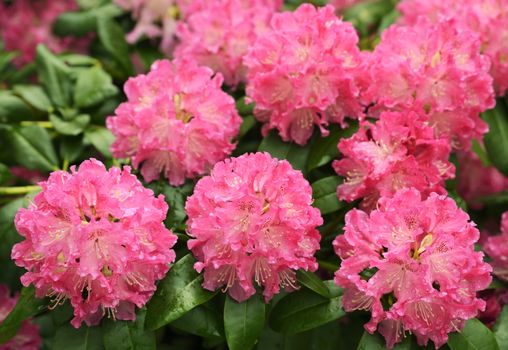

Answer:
[174,0,281,86]
[0,285,40,350]
[0,0,90,66]
[9,167,46,185]
[12,159,177,328]
[457,150,508,209]
[329,0,363,10]
[365,17,495,150]
[477,289,508,328]
[244,4,366,145]
[484,212,508,282]
[398,0,508,96]
[185,152,322,302]
[333,109,454,209]
[334,188,492,348]
[106,59,242,186]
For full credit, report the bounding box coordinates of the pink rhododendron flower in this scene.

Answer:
[185,152,322,302]
[365,18,495,150]
[12,159,177,328]
[477,289,508,328]
[9,167,46,185]
[398,0,508,95]
[329,0,363,11]
[484,212,508,282]
[0,0,90,66]
[0,285,41,350]
[244,4,366,145]
[334,188,492,348]
[333,110,454,209]
[457,150,508,209]
[106,59,241,186]
[174,0,281,86]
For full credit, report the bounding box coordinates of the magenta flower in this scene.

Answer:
[333,110,454,209]
[365,17,495,150]
[244,4,366,145]
[12,159,177,328]
[185,153,322,302]
[175,0,281,86]
[398,0,508,96]
[0,285,40,350]
[106,59,242,186]
[0,0,90,66]
[484,212,508,282]
[334,189,492,348]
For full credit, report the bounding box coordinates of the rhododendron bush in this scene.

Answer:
[1,0,508,349]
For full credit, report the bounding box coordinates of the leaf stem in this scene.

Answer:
[0,186,40,196]
[19,121,53,128]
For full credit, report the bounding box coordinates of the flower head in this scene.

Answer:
[185,152,322,302]
[106,59,242,186]
[175,0,281,86]
[333,110,454,209]
[244,4,366,145]
[0,0,90,66]
[12,159,177,328]
[366,17,495,149]
[484,212,508,282]
[334,189,492,348]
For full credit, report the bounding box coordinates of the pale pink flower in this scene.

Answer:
[0,0,90,66]
[398,0,508,96]
[334,188,492,348]
[484,212,508,282]
[185,152,322,302]
[457,150,508,209]
[174,0,281,86]
[106,59,241,186]
[12,159,177,328]
[0,285,41,350]
[244,4,366,145]
[366,18,495,150]
[333,110,454,209]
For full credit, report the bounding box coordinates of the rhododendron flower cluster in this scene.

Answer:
[12,159,177,328]
[457,150,508,209]
[185,152,322,302]
[244,4,365,145]
[398,0,508,96]
[365,18,495,150]
[0,0,89,66]
[333,110,454,209]
[334,189,492,348]
[175,0,281,86]
[106,59,241,186]
[0,285,41,350]
[484,212,508,282]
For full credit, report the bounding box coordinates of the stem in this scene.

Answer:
[20,121,53,128]
[0,186,40,196]
[317,260,339,273]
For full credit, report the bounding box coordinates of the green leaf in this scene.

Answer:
[343,0,395,36]
[357,331,419,350]
[471,139,492,167]
[307,123,358,171]
[269,284,345,334]
[50,114,91,136]
[377,8,400,34]
[13,85,52,112]
[448,318,500,350]
[153,182,194,229]
[145,254,217,330]
[494,306,508,350]
[236,97,254,116]
[74,66,118,108]
[171,305,224,339]
[102,308,155,350]
[0,163,12,185]
[53,324,103,350]
[484,101,508,177]
[0,91,34,123]
[311,176,343,215]
[84,126,115,157]
[0,286,45,343]
[53,4,123,37]
[238,115,257,140]
[224,295,265,350]
[36,45,73,108]
[97,16,133,76]
[297,270,330,298]
[258,130,310,173]
[60,136,85,163]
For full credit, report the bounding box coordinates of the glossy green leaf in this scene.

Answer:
[171,305,224,339]
[60,136,85,163]
[97,16,133,76]
[484,102,508,177]
[0,286,45,343]
[311,176,343,215]
[102,309,155,350]
[258,130,310,173]
[0,92,34,123]
[357,331,419,350]
[54,4,123,36]
[13,85,52,112]
[74,66,118,108]
[448,318,500,350]
[238,115,257,140]
[224,295,265,350]
[145,254,217,330]
[36,45,73,108]
[53,324,103,350]
[494,306,508,350]
[0,163,12,185]
[84,126,115,157]
[297,270,330,298]
[50,114,91,136]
